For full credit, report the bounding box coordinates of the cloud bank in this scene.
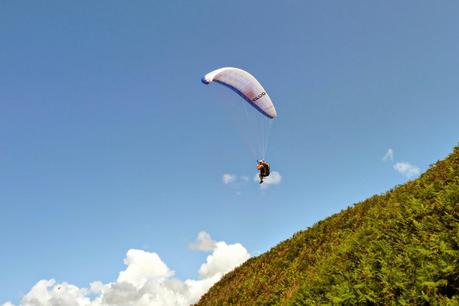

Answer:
[393,162,420,177]
[222,174,236,185]
[4,232,250,306]
[382,148,420,178]
[223,171,280,194]
[253,171,282,189]
[189,231,217,252]
[382,148,394,162]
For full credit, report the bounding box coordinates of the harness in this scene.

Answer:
[261,163,270,177]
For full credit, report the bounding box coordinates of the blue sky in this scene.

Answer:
[1,1,458,304]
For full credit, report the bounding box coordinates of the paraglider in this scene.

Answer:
[202,67,277,182]
[256,160,270,184]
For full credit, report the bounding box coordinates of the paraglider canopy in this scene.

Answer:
[201,67,277,119]
[202,67,277,159]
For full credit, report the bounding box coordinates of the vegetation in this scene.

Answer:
[197,146,459,305]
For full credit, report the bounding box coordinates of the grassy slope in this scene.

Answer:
[197,146,459,305]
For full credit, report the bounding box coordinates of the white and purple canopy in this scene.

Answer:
[202,67,277,119]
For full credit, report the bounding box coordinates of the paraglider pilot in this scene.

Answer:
[257,160,270,184]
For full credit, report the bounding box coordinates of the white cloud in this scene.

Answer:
[5,233,251,306]
[198,242,250,279]
[393,162,420,177]
[21,279,90,306]
[117,249,173,288]
[189,231,217,252]
[253,171,282,189]
[222,173,251,195]
[382,148,394,162]
[222,174,236,184]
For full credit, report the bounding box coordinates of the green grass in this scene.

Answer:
[197,146,459,305]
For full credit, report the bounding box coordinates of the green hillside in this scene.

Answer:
[197,147,459,305]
